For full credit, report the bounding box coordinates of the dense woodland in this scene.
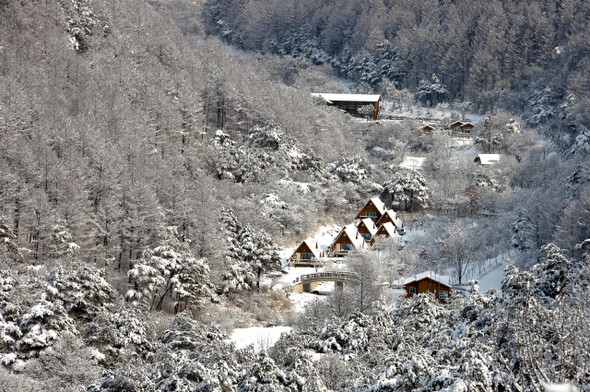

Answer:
[0,0,589,390]
[203,0,590,146]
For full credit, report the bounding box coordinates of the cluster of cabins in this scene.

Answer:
[421,121,475,136]
[288,197,453,302]
[288,197,404,267]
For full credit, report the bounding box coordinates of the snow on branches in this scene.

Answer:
[220,209,284,293]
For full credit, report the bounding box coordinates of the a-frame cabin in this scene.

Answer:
[357,218,378,242]
[355,197,386,222]
[372,222,401,245]
[376,209,405,235]
[328,224,366,257]
[288,239,324,267]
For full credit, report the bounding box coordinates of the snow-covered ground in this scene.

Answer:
[230,326,292,352]
[382,102,483,123]
[400,156,427,170]
[477,261,508,292]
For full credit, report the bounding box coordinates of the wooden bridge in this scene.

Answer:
[292,271,359,293]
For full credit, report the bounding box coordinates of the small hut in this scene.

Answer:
[403,271,451,301]
[421,124,435,135]
[376,209,404,234]
[328,224,366,257]
[357,218,379,242]
[355,197,386,222]
[288,239,324,267]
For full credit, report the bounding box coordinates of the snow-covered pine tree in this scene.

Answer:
[511,211,536,251]
[45,263,116,322]
[220,208,283,292]
[127,227,214,311]
[382,167,429,212]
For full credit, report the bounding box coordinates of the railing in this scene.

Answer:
[327,249,352,257]
[287,257,323,267]
[293,271,360,285]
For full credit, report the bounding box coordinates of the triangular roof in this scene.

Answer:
[403,271,451,287]
[422,124,435,131]
[450,121,463,127]
[461,122,475,128]
[357,218,378,236]
[355,197,386,220]
[311,93,381,103]
[292,239,323,259]
[330,224,366,251]
[376,209,403,231]
[375,222,398,237]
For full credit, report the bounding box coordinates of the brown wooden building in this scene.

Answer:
[461,122,475,134]
[421,124,435,135]
[371,222,400,245]
[311,93,382,119]
[354,197,386,221]
[376,210,404,235]
[288,239,324,267]
[357,218,378,243]
[450,121,475,136]
[404,271,451,301]
[328,224,366,257]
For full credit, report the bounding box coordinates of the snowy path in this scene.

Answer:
[477,262,508,292]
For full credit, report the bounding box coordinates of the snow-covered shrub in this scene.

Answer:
[82,306,155,366]
[45,263,116,322]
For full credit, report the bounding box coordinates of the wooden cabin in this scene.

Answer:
[371,222,400,245]
[288,239,324,267]
[421,124,435,135]
[450,121,475,136]
[460,122,475,134]
[357,218,378,243]
[311,93,382,119]
[376,209,404,235]
[328,224,366,257]
[404,271,451,301]
[450,121,463,134]
[355,197,386,222]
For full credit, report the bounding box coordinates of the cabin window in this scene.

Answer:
[301,252,313,260]
[341,243,353,251]
[439,290,448,299]
[366,211,377,218]
[360,233,372,241]
[409,287,416,294]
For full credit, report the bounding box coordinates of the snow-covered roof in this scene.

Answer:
[377,209,403,231]
[376,222,398,237]
[311,93,381,103]
[450,121,463,126]
[301,239,323,259]
[358,218,378,236]
[475,154,502,165]
[422,124,435,130]
[330,224,366,250]
[293,238,322,259]
[369,197,386,215]
[402,271,451,287]
[461,122,476,127]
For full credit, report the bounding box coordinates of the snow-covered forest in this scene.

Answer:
[0,0,589,390]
